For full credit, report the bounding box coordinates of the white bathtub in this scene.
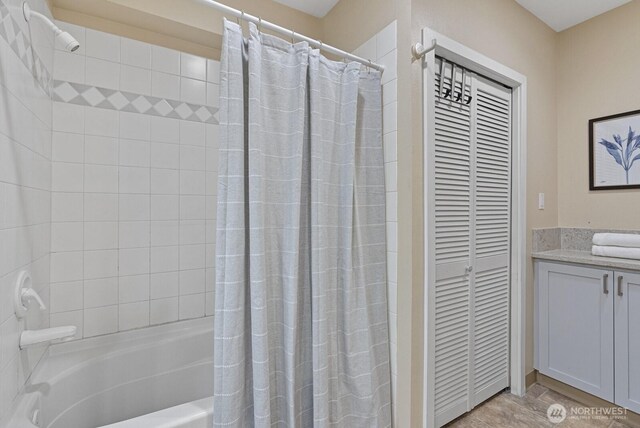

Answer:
[1,317,213,428]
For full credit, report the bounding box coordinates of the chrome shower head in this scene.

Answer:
[23,1,80,52]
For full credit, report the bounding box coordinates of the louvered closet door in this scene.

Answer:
[431,62,512,427]
[472,75,511,406]
[432,62,473,427]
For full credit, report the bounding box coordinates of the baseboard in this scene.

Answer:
[525,370,537,389]
[535,371,640,427]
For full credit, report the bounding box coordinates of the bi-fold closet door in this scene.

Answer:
[427,58,512,427]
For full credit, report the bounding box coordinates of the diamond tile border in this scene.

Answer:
[0,0,52,95]
[53,80,219,125]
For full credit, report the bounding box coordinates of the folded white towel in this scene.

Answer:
[592,245,640,261]
[592,233,640,248]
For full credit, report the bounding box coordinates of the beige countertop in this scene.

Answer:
[532,249,640,271]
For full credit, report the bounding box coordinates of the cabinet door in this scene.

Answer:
[537,262,614,401]
[615,271,640,413]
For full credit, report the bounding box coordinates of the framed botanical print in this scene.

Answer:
[589,109,640,190]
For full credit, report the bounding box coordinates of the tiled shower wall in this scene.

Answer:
[0,0,53,419]
[353,20,398,420]
[49,22,219,338]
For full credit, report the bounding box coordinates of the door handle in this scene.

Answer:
[465,266,473,274]
[618,275,624,297]
[603,273,609,294]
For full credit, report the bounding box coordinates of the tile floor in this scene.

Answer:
[446,383,636,428]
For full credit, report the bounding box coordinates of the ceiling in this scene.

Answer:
[516,0,632,31]
[271,0,339,17]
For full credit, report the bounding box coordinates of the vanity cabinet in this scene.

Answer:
[615,271,640,413]
[535,261,640,413]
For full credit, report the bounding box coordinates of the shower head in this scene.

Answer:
[23,2,80,52]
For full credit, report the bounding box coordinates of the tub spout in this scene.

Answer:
[20,326,77,349]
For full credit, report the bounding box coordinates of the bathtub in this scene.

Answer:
[1,317,213,428]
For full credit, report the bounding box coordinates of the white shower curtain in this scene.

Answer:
[214,19,391,427]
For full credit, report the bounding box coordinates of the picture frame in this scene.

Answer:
[589,108,640,190]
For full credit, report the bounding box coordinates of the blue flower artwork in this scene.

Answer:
[590,110,640,190]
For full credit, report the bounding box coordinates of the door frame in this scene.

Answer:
[421,27,528,428]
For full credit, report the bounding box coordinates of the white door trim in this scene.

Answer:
[421,27,528,428]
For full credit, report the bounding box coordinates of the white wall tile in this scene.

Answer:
[84,277,118,308]
[119,139,150,167]
[150,272,179,299]
[52,192,83,222]
[150,169,179,195]
[151,71,180,100]
[85,136,118,165]
[376,21,397,60]
[179,220,205,245]
[119,247,149,276]
[179,244,205,270]
[52,132,84,163]
[205,292,214,316]
[84,305,118,337]
[84,221,118,250]
[50,251,83,283]
[150,117,180,144]
[180,170,205,195]
[119,221,149,249]
[120,112,150,141]
[150,297,178,325]
[84,164,118,193]
[150,221,179,247]
[54,50,85,83]
[119,301,149,330]
[206,83,219,107]
[50,281,83,313]
[152,46,180,75]
[85,57,120,90]
[53,102,84,134]
[119,166,150,194]
[84,193,118,222]
[180,121,205,146]
[49,29,218,338]
[121,38,151,69]
[84,249,118,280]
[85,29,120,62]
[150,142,179,169]
[119,194,149,221]
[179,269,205,295]
[51,222,83,252]
[180,145,205,171]
[120,65,152,95]
[179,293,205,320]
[52,162,83,192]
[119,275,149,303]
[180,77,206,105]
[206,60,220,83]
[180,53,206,81]
[150,245,179,273]
[85,107,119,138]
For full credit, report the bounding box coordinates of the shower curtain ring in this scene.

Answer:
[291,29,295,46]
[368,59,373,73]
[258,17,262,33]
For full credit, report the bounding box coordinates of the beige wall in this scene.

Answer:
[557,0,640,229]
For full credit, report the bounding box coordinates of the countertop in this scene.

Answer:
[532,249,640,271]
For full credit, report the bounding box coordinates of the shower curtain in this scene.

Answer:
[214,19,391,427]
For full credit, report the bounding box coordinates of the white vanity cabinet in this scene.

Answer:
[535,261,640,413]
[615,271,640,413]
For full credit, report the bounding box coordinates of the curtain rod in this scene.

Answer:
[201,0,385,72]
